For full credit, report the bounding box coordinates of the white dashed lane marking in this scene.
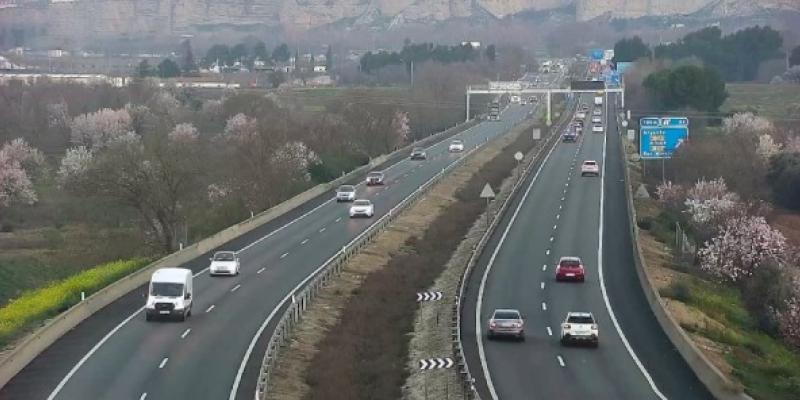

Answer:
[257,267,265,274]
[180,329,191,339]
[319,227,326,233]
[547,327,553,336]
[301,239,309,245]
[205,305,215,313]
[542,302,547,311]
[158,358,168,369]
[280,253,288,259]
[231,284,241,292]
[557,356,566,367]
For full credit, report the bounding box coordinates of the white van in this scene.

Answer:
[145,268,193,321]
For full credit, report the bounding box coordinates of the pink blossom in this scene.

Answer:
[684,178,740,225]
[207,183,230,203]
[778,289,800,349]
[272,141,319,182]
[57,146,93,185]
[723,112,774,135]
[699,216,787,283]
[70,108,133,149]
[169,123,199,143]
[392,111,411,142]
[0,139,43,207]
[222,113,258,143]
[756,134,781,160]
[656,181,685,211]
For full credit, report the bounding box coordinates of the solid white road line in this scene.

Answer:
[557,356,566,367]
[475,104,562,400]
[257,267,266,274]
[597,100,667,400]
[231,284,241,292]
[301,238,309,245]
[280,253,288,259]
[158,358,168,369]
[542,302,547,311]
[205,305,215,313]
[181,329,191,339]
[547,326,553,336]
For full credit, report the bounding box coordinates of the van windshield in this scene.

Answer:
[151,282,184,297]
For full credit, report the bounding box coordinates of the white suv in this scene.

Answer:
[581,160,600,177]
[349,199,374,218]
[560,312,599,347]
[449,139,465,152]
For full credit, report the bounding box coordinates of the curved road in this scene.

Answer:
[461,94,713,399]
[0,82,550,400]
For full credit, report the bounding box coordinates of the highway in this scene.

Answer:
[460,93,714,399]
[0,75,559,400]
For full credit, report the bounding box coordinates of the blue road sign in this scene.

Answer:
[639,117,689,159]
[590,49,604,61]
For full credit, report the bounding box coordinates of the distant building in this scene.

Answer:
[461,41,481,49]
[0,73,129,87]
[47,49,68,58]
[313,65,327,73]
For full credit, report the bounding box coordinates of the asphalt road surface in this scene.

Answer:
[460,93,713,400]
[0,82,546,400]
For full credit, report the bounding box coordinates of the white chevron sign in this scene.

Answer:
[418,358,454,370]
[416,291,443,302]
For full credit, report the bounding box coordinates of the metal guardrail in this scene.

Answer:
[451,98,578,399]
[254,126,498,400]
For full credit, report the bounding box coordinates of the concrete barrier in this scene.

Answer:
[619,131,753,400]
[0,118,478,390]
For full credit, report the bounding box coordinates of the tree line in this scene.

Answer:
[359,42,494,73]
[613,26,785,82]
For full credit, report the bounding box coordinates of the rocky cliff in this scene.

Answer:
[0,0,797,44]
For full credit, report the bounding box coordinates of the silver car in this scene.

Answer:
[336,185,356,202]
[487,309,525,341]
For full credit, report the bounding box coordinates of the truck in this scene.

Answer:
[488,101,501,121]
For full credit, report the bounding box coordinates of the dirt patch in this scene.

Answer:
[266,122,537,400]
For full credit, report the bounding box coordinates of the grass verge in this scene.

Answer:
[721,83,800,120]
[660,277,800,400]
[0,258,150,348]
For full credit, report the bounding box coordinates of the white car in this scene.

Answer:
[592,123,604,133]
[591,116,602,124]
[592,108,602,116]
[349,199,374,218]
[560,312,599,347]
[336,185,356,202]
[449,139,465,152]
[581,160,600,176]
[209,251,240,276]
[576,111,587,120]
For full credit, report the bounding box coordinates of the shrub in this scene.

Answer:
[768,153,800,211]
[0,258,149,346]
[660,279,692,302]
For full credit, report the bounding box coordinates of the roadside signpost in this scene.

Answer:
[639,117,689,182]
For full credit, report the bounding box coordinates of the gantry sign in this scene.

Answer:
[466,80,625,126]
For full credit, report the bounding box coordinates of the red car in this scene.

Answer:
[555,256,585,282]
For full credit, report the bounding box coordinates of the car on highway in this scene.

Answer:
[487,308,525,341]
[410,147,427,160]
[563,131,578,142]
[591,116,602,124]
[576,111,587,120]
[365,171,385,186]
[580,103,589,112]
[560,312,599,347]
[581,160,600,176]
[555,256,585,282]
[145,268,193,322]
[208,251,241,276]
[592,123,604,133]
[349,199,375,218]
[592,108,602,116]
[573,121,583,134]
[449,139,465,152]
[529,96,538,103]
[336,185,357,201]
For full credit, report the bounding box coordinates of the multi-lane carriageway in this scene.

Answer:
[0,90,547,400]
[461,94,713,400]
